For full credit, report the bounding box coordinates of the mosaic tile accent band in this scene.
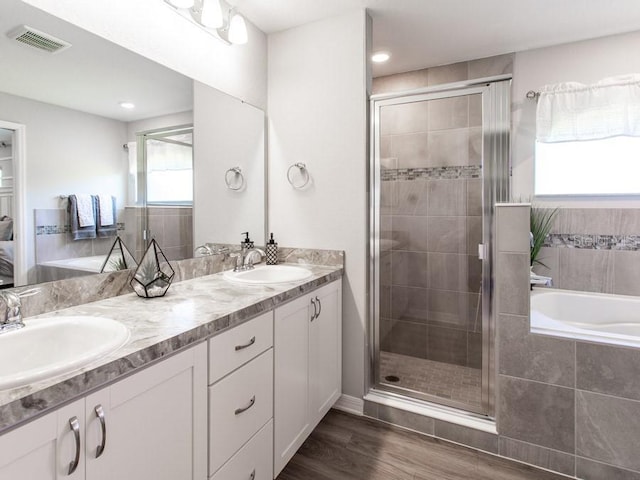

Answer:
[36,222,126,236]
[381,165,482,181]
[544,233,640,251]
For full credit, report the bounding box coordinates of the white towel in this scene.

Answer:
[76,194,95,227]
[98,194,114,226]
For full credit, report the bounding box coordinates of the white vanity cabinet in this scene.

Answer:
[273,279,342,477]
[208,310,274,480]
[0,343,208,480]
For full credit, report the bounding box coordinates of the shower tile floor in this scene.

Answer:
[380,351,482,408]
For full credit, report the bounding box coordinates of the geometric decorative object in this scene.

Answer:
[130,239,175,298]
[100,236,138,273]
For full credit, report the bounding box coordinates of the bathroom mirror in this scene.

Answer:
[0,0,265,287]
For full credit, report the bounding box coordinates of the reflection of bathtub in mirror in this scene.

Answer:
[38,255,107,282]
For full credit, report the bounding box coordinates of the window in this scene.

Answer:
[534,75,640,196]
[144,130,193,205]
[535,136,640,195]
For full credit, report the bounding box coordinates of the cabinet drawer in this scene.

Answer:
[210,420,273,480]
[209,349,273,475]
[209,311,273,384]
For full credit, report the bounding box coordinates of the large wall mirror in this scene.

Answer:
[0,0,265,288]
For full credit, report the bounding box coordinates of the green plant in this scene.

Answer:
[530,206,558,267]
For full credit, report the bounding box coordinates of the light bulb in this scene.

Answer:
[201,0,223,28]
[168,0,195,8]
[228,13,248,45]
[372,52,390,63]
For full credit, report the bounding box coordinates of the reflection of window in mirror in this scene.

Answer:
[534,75,640,196]
[144,129,194,205]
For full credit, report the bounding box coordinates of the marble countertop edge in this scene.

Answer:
[0,264,343,434]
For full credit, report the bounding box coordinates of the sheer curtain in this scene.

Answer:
[536,74,640,143]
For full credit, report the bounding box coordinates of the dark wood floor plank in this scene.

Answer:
[277,410,567,480]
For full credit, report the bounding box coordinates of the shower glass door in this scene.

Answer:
[134,125,193,258]
[371,80,510,416]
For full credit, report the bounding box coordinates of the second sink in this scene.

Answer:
[223,265,313,285]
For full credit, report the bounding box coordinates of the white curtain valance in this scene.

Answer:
[536,74,640,143]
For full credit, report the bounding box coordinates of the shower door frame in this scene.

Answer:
[368,76,511,418]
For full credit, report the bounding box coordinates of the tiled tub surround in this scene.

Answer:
[534,208,640,295]
[366,204,640,480]
[0,253,343,433]
[34,208,125,282]
[497,205,640,479]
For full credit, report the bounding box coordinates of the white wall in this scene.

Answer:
[512,30,640,207]
[268,10,370,399]
[22,0,268,110]
[193,81,265,246]
[0,92,127,279]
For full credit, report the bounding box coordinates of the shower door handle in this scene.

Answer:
[478,244,487,260]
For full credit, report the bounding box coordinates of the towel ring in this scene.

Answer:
[225,167,244,191]
[287,163,310,189]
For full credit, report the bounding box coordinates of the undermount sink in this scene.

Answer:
[223,265,313,285]
[0,316,130,390]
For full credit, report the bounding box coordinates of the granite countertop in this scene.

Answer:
[0,263,343,433]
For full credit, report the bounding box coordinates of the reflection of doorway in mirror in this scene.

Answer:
[0,126,17,288]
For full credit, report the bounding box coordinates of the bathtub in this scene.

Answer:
[39,255,107,273]
[530,289,640,348]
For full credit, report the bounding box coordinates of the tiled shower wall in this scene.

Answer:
[123,206,193,262]
[375,53,514,369]
[534,207,640,295]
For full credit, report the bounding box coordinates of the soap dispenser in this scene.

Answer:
[266,233,278,265]
[241,232,254,249]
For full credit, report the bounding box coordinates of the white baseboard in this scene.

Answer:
[332,394,364,416]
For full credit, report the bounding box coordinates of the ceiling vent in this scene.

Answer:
[7,25,71,54]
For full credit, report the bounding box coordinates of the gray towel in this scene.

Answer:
[68,195,97,240]
[96,195,117,238]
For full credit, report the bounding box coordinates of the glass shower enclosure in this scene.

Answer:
[370,79,511,416]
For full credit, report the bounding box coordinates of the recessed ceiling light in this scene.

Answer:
[372,52,390,63]
[119,102,135,109]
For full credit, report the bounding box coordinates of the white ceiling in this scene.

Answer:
[235,0,640,77]
[0,0,192,122]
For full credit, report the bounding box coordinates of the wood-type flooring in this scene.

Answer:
[277,410,565,480]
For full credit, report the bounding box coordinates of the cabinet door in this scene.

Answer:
[309,279,342,428]
[0,399,85,480]
[85,343,207,480]
[273,294,311,477]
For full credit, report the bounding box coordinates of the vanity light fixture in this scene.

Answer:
[372,52,390,63]
[200,0,223,28]
[164,0,248,46]
[119,102,135,109]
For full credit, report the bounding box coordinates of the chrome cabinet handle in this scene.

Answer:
[249,469,256,480]
[316,296,322,319]
[94,405,106,458]
[68,416,81,475]
[235,336,256,351]
[310,298,317,321]
[234,395,256,415]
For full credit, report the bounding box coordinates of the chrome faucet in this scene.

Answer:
[244,248,266,268]
[0,290,24,333]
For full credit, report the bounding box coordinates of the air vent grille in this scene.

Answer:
[8,25,71,53]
